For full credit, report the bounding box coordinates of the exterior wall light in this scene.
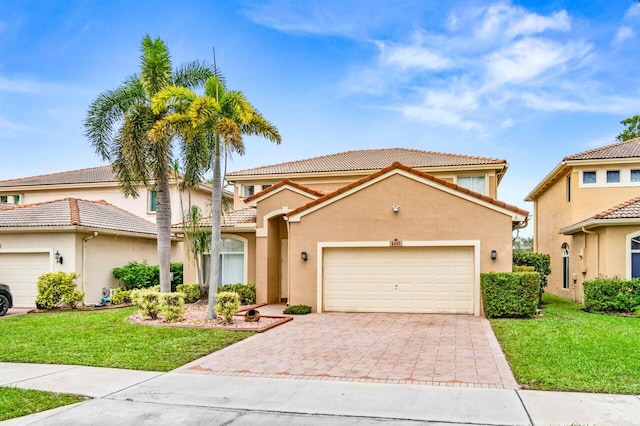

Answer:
[392,205,400,213]
[301,252,308,261]
[54,250,63,264]
[490,250,497,260]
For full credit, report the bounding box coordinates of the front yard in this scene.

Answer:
[0,306,253,371]
[491,293,640,394]
[0,387,87,422]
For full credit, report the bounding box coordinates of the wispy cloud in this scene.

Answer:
[0,115,27,132]
[0,75,66,94]
[625,3,640,20]
[613,26,634,44]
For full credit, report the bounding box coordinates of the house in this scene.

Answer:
[183,148,529,315]
[525,138,640,302]
[0,198,181,307]
[0,165,222,307]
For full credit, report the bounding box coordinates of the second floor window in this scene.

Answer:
[582,171,596,184]
[457,176,486,194]
[606,170,620,183]
[243,185,254,197]
[148,190,157,212]
[631,170,640,183]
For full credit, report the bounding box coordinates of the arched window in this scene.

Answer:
[204,236,247,286]
[562,243,570,289]
[631,236,640,279]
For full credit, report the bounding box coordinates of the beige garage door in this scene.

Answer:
[323,246,475,314]
[0,252,51,307]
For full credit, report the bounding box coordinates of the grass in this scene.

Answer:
[0,307,253,371]
[0,387,87,421]
[491,293,640,394]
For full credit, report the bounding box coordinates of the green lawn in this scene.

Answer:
[491,294,640,394]
[0,387,87,421]
[0,307,253,371]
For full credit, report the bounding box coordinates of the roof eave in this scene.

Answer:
[559,218,640,234]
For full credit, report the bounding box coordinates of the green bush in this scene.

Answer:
[113,261,159,290]
[583,278,640,313]
[513,252,551,308]
[481,272,540,318]
[110,288,132,305]
[176,284,200,303]
[133,289,161,319]
[217,283,256,305]
[513,265,535,272]
[283,305,311,315]
[215,291,240,324]
[170,263,183,287]
[35,272,84,310]
[160,292,185,323]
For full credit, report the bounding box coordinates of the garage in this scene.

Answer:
[323,246,475,314]
[0,252,51,307]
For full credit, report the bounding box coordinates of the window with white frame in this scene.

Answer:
[203,237,246,286]
[243,185,255,197]
[457,176,486,194]
[606,170,620,183]
[562,243,570,289]
[631,170,640,183]
[631,236,640,279]
[261,184,272,191]
[582,171,596,184]
[147,190,157,212]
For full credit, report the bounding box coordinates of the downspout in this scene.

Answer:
[581,227,599,302]
[82,232,99,303]
[284,216,291,306]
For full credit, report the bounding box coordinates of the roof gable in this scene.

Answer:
[287,162,528,221]
[227,148,506,177]
[244,179,324,206]
[0,198,157,235]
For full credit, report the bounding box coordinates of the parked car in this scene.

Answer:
[0,283,13,316]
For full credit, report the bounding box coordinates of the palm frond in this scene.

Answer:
[243,113,282,144]
[173,60,215,89]
[151,85,197,114]
[204,76,226,100]
[140,35,172,97]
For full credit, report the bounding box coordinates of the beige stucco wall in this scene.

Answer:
[285,173,514,312]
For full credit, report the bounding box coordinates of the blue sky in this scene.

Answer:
[1,0,640,235]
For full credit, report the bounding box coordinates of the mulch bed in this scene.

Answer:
[128,302,292,332]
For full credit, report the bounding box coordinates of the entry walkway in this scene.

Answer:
[177,310,518,388]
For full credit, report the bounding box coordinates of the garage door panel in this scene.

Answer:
[323,246,474,314]
[0,252,51,307]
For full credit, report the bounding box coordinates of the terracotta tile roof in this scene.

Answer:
[244,179,325,202]
[227,148,506,177]
[593,196,640,219]
[176,208,257,228]
[564,137,640,161]
[287,162,528,218]
[0,165,116,188]
[0,198,157,235]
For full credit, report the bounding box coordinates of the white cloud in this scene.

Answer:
[472,3,570,40]
[624,3,640,19]
[613,26,634,44]
[0,116,27,132]
[377,41,452,71]
[521,93,640,114]
[0,75,65,94]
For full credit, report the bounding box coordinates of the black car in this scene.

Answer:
[0,283,13,316]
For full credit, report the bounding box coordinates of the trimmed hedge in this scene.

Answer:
[481,272,540,318]
[35,272,85,310]
[217,283,256,305]
[283,305,311,315]
[513,265,535,272]
[112,261,183,291]
[583,278,640,313]
[176,284,201,303]
[215,291,241,324]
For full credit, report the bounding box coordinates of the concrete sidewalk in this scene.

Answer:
[2,362,640,425]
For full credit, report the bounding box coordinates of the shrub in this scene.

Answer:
[113,261,159,290]
[35,272,83,310]
[176,284,200,303]
[133,289,161,319]
[110,288,132,305]
[170,263,183,288]
[217,283,256,305]
[160,292,185,323]
[513,252,551,308]
[513,265,535,272]
[283,305,311,315]
[215,291,240,324]
[481,272,540,318]
[583,278,640,313]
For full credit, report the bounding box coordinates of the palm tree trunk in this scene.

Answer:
[207,135,222,319]
[156,176,172,293]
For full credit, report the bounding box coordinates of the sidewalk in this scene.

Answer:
[2,362,639,425]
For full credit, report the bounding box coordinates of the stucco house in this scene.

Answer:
[526,138,640,302]
[0,165,217,307]
[183,148,529,315]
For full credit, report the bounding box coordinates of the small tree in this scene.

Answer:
[182,205,211,297]
[616,115,640,141]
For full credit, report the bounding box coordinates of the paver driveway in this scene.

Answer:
[177,307,518,389]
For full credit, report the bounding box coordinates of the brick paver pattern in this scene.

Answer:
[176,306,518,389]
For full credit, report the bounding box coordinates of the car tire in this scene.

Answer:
[0,294,9,316]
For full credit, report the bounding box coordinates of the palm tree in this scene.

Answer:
[151,75,281,319]
[84,35,212,293]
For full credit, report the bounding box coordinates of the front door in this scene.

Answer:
[280,239,288,302]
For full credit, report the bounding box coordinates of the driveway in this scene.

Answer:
[176,308,518,389]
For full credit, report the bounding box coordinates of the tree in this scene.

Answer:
[84,35,212,292]
[152,74,281,319]
[513,236,533,253]
[616,115,640,141]
[182,205,211,291]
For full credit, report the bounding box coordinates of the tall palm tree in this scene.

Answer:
[151,75,281,319]
[84,35,212,292]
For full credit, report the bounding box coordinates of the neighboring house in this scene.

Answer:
[0,198,181,307]
[183,148,528,315]
[526,138,640,302]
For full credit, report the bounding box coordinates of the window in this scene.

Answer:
[243,185,254,197]
[606,170,620,183]
[203,237,246,286]
[148,190,157,212]
[261,184,272,191]
[566,175,571,202]
[0,196,6,203]
[562,243,570,289]
[631,170,640,183]
[582,171,596,184]
[12,195,20,205]
[631,236,640,279]
[457,176,486,194]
